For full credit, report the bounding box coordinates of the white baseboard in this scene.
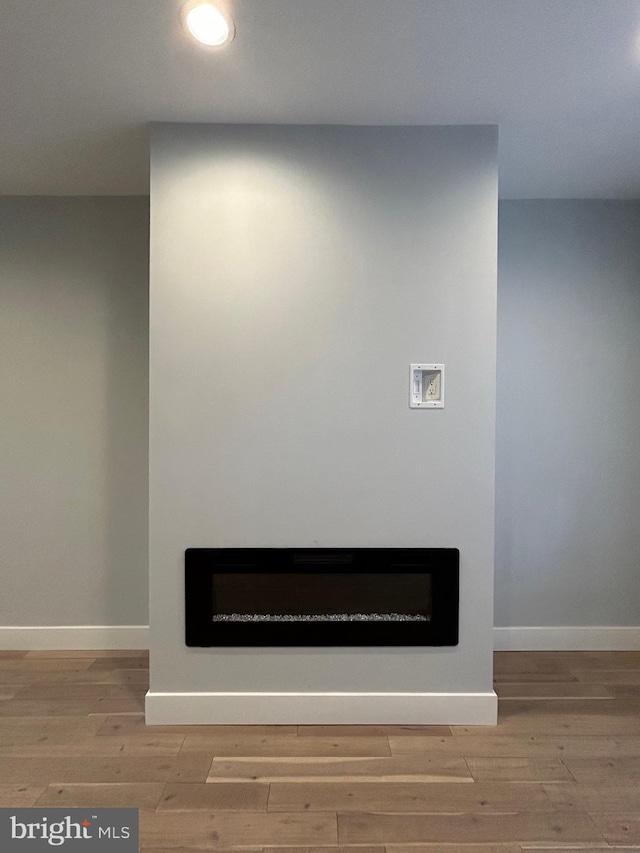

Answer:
[145,690,498,726]
[494,626,640,651]
[2,624,638,653]
[0,626,149,650]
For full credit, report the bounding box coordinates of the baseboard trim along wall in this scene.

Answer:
[494,626,640,651]
[0,625,638,651]
[0,626,149,650]
[145,691,498,725]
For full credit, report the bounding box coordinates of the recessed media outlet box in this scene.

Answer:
[410,364,444,408]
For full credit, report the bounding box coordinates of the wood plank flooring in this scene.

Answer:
[0,649,639,852]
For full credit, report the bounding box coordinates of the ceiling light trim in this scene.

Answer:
[182,1,235,48]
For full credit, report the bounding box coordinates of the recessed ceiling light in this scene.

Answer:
[183,2,234,47]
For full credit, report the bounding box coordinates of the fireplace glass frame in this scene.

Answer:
[185,547,459,647]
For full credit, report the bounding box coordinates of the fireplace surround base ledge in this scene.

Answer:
[144,690,498,725]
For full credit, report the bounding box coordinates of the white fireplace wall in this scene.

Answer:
[148,124,497,713]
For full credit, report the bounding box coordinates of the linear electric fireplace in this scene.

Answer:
[185,548,459,647]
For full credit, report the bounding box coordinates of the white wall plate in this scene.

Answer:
[410,364,444,408]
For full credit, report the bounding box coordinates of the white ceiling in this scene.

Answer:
[2,0,640,198]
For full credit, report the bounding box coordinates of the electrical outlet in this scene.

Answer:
[409,364,444,408]
[425,372,440,400]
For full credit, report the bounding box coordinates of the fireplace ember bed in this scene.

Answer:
[185,548,459,647]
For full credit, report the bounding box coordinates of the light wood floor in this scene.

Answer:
[1,650,639,851]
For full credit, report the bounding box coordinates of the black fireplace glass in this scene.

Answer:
[211,571,432,622]
[186,548,458,647]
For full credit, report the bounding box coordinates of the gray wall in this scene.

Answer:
[149,124,498,693]
[0,197,149,626]
[4,196,636,639]
[496,200,640,626]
